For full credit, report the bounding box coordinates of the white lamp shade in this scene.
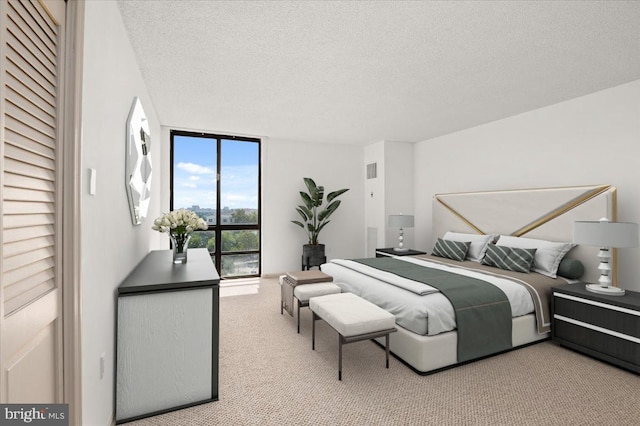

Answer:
[389,214,414,228]
[573,221,639,248]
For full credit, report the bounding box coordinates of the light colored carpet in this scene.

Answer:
[129,278,640,425]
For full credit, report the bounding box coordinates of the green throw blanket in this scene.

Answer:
[353,257,512,362]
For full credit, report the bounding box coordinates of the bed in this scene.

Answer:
[321,184,617,374]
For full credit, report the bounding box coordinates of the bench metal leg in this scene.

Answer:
[339,335,343,381]
[297,300,301,333]
[312,311,317,350]
[311,310,395,380]
[386,334,390,368]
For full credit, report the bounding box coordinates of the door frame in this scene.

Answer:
[60,0,84,424]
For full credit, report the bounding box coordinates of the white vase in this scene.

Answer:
[169,233,191,264]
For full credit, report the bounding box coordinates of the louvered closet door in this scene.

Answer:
[1,0,65,403]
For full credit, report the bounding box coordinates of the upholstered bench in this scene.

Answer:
[293,283,341,333]
[309,292,397,380]
[280,270,340,333]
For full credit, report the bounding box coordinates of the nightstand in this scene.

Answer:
[375,248,426,258]
[551,283,640,374]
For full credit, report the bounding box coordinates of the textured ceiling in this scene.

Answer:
[117,1,640,145]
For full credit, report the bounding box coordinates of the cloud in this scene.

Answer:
[188,176,200,181]
[222,193,257,209]
[182,182,197,188]
[177,162,215,175]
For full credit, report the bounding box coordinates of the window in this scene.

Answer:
[171,130,260,278]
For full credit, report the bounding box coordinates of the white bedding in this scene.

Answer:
[321,256,535,336]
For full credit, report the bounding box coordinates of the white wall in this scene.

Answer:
[414,79,640,291]
[81,2,162,424]
[384,142,415,249]
[364,141,385,253]
[262,139,365,274]
[364,141,415,253]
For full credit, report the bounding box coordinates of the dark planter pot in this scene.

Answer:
[302,244,326,270]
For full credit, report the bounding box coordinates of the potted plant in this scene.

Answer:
[292,177,349,268]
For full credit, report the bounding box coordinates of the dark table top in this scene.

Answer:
[118,248,220,295]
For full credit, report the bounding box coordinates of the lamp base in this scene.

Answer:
[393,247,409,252]
[585,284,625,296]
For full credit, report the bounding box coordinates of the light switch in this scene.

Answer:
[89,168,96,195]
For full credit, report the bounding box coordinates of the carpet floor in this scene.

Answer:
[128,278,640,425]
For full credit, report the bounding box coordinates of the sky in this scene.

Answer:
[173,135,258,210]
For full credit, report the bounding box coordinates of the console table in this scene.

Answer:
[115,249,220,423]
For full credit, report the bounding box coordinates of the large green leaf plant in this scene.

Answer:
[291,177,349,245]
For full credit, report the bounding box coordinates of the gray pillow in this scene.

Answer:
[432,238,470,262]
[481,244,537,273]
[557,258,584,280]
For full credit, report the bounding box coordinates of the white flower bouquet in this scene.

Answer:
[152,208,208,235]
[153,209,207,263]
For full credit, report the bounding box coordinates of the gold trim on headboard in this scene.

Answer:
[434,197,486,235]
[434,184,615,237]
[512,185,613,237]
[433,184,618,286]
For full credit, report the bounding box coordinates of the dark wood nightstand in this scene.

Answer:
[375,248,426,258]
[551,283,640,374]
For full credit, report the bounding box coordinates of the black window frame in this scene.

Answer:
[170,129,261,279]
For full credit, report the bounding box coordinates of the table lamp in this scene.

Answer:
[389,214,414,252]
[573,218,639,296]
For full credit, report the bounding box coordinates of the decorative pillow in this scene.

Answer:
[443,232,497,262]
[481,244,537,273]
[557,258,585,280]
[496,235,575,278]
[432,238,471,262]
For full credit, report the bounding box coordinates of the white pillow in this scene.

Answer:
[443,232,497,262]
[496,235,575,278]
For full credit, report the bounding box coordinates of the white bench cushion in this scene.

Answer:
[309,293,395,337]
[294,283,341,302]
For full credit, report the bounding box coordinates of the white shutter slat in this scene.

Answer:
[3,224,54,243]
[19,0,57,42]
[3,0,60,314]
[6,85,56,128]
[5,115,55,149]
[6,56,56,108]
[5,99,55,140]
[3,172,55,192]
[4,157,55,181]
[4,279,55,316]
[4,187,54,203]
[3,200,55,215]
[3,235,55,258]
[5,127,55,160]
[4,247,56,272]
[3,213,54,229]
[3,257,55,287]
[6,15,56,84]
[4,143,55,170]
[10,0,56,62]
[6,28,55,87]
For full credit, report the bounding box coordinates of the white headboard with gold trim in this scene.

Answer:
[432,185,616,284]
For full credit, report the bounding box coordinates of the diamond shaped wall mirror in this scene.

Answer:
[125,97,152,225]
